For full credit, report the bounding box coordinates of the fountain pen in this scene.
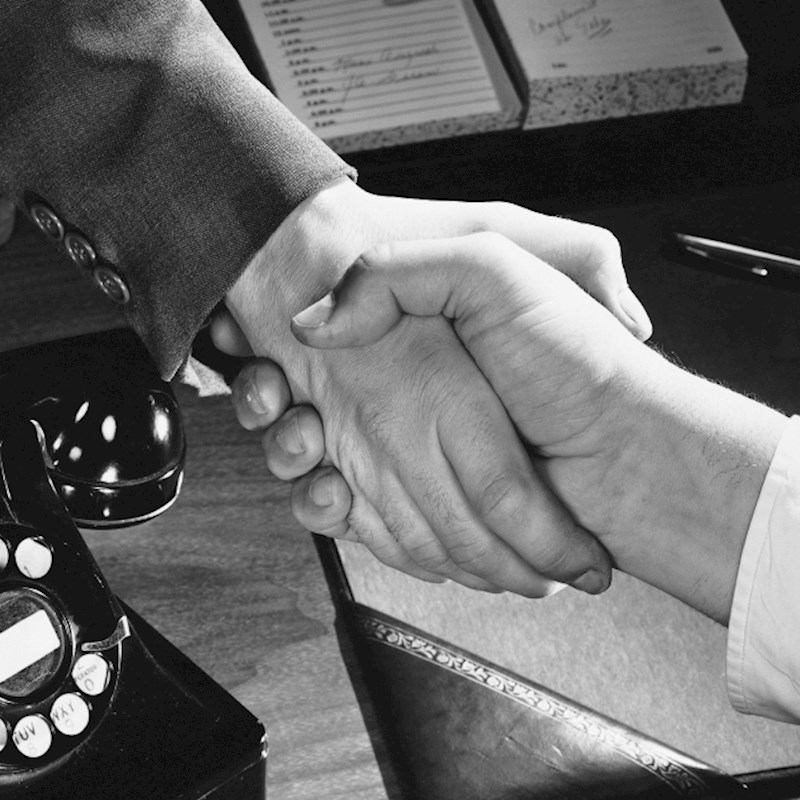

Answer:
[672,231,800,286]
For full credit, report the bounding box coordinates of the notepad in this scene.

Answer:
[482,0,748,128]
[237,0,523,152]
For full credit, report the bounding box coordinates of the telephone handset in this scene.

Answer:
[0,330,265,799]
[0,328,185,529]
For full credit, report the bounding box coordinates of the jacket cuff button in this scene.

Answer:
[29,203,64,242]
[92,265,130,305]
[64,232,97,270]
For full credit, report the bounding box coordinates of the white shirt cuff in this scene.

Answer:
[727,414,800,722]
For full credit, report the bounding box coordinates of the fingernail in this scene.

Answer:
[245,378,269,416]
[275,413,306,455]
[617,287,652,340]
[309,469,335,507]
[292,293,335,328]
[571,569,610,595]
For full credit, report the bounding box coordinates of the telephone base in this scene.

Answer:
[0,602,267,800]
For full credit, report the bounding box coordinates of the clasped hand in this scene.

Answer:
[218,183,652,598]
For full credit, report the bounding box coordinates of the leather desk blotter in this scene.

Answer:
[318,539,800,800]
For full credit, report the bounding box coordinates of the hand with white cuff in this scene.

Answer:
[216,187,652,598]
[229,232,788,622]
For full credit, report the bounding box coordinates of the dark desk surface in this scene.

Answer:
[2,4,800,793]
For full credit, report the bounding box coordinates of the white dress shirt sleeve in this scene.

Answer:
[727,414,800,723]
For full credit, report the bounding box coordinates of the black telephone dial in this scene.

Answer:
[0,329,265,799]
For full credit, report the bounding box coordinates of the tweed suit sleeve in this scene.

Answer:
[0,0,354,379]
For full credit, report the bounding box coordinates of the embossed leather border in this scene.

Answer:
[353,609,714,797]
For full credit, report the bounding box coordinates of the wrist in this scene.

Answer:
[596,349,787,622]
[225,177,362,369]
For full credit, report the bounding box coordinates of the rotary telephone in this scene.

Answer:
[0,329,265,799]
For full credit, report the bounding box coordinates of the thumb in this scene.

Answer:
[291,236,513,349]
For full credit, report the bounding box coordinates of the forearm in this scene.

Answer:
[591,347,788,624]
[0,0,352,378]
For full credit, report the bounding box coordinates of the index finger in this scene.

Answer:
[471,203,652,340]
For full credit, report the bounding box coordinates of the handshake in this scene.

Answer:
[215,214,786,629]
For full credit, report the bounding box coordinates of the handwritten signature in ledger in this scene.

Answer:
[334,44,441,103]
[529,0,613,46]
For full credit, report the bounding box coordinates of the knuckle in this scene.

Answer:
[583,225,623,273]
[378,497,418,545]
[468,230,513,259]
[591,224,622,255]
[342,504,373,546]
[361,240,396,266]
[446,535,499,575]
[404,538,451,573]
[474,200,516,230]
[323,521,356,540]
[538,542,584,582]
[359,404,400,450]
[474,469,532,527]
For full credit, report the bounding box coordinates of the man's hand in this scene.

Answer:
[221,182,651,597]
[233,233,787,621]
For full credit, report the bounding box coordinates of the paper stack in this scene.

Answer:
[238,0,523,152]
[482,0,747,129]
